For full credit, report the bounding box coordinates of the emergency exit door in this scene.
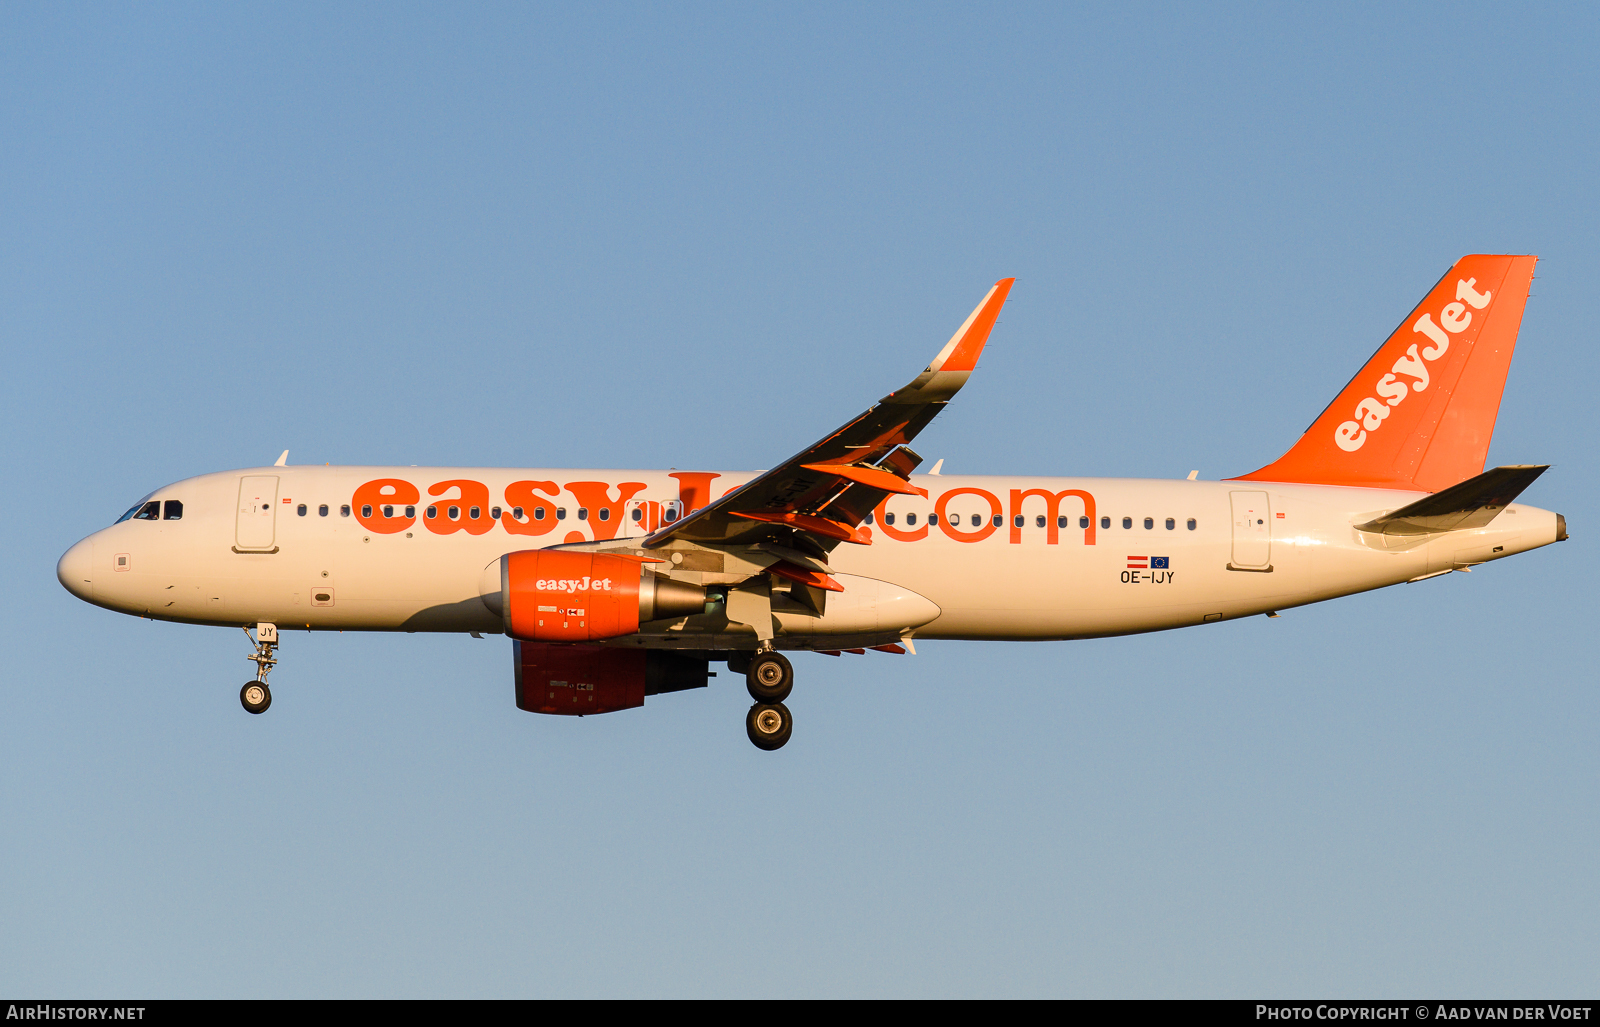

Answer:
[236,475,279,551]
[1229,490,1272,570]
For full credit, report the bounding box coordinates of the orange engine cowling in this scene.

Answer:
[513,642,710,716]
[496,549,705,642]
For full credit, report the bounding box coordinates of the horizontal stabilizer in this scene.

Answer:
[1355,464,1548,536]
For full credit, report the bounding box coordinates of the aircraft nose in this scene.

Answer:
[58,537,94,601]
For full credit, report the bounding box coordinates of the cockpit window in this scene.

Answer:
[163,500,183,520]
[133,501,161,521]
[114,493,158,524]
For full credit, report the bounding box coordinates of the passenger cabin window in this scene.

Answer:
[1101,516,1111,529]
[597,508,609,521]
[1187,518,1197,530]
[318,504,329,517]
[297,504,307,517]
[1144,517,1154,529]
[1122,517,1132,529]
[884,512,896,525]
[513,507,525,520]
[382,505,394,518]
[491,506,502,520]
[993,515,1004,527]
[1035,515,1046,528]
[971,514,982,527]
[448,506,460,520]
[906,513,917,526]
[557,508,567,520]
[577,508,589,520]
[405,506,415,518]
[663,507,679,523]
[631,507,643,522]
[950,513,960,526]
[1166,518,1175,530]
[1012,515,1024,528]
[163,500,183,520]
[469,506,481,520]
[426,506,438,519]
[361,505,372,518]
[531,507,543,520]
[1080,516,1090,529]
[340,505,351,517]
[865,513,874,524]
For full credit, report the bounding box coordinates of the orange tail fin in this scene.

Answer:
[1233,254,1537,492]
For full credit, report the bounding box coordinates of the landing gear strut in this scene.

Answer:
[241,623,278,715]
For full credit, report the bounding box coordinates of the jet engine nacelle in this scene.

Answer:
[513,642,710,716]
[482,549,705,642]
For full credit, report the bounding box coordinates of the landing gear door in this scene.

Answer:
[236,475,280,551]
[1229,490,1272,569]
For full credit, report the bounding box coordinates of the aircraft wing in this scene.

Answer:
[1355,464,1549,536]
[643,278,1015,553]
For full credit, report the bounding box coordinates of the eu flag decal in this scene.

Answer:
[1151,556,1169,569]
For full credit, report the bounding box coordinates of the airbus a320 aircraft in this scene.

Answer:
[58,255,1565,750]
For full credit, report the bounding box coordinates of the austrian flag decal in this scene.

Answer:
[1121,556,1174,585]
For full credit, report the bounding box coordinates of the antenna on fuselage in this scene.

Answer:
[274,450,288,467]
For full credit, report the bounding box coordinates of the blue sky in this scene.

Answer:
[2,3,1597,997]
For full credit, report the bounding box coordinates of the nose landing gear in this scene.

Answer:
[241,623,278,715]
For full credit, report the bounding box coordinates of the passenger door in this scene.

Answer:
[1229,490,1272,569]
[236,475,279,551]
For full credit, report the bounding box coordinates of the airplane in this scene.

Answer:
[57,254,1566,750]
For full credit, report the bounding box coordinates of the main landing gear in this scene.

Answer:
[240,622,278,715]
[746,702,793,751]
[735,648,795,750]
[745,650,793,703]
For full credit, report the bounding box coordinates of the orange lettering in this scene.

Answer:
[425,480,494,536]
[872,497,929,542]
[1009,489,1096,545]
[668,472,721,513]
[565,481,648,541]
[352,479,419,534]
[502,480,560,536]
[935,488,1002,543]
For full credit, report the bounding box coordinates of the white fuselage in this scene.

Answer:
[58,466,1560,644]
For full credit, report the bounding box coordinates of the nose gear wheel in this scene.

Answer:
[240,682,272,714]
